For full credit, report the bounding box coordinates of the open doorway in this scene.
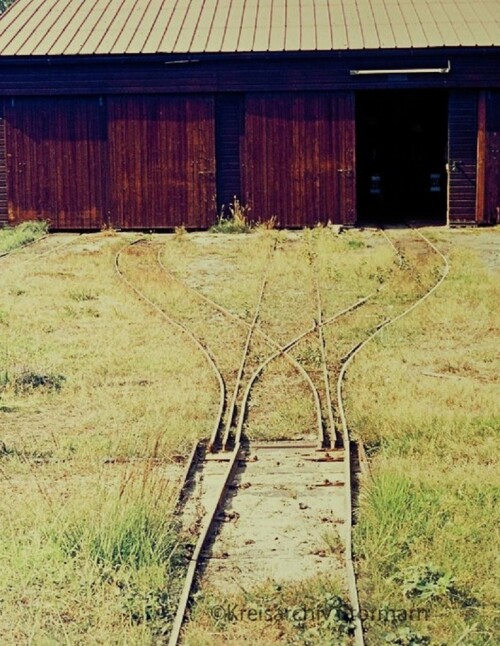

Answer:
[356,90,448,224]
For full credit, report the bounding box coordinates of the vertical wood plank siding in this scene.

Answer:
[1,88,495,230]
[0,100,7,225]
[448,91,478,224]
[484,91,500,224]
[476,92,486,224]
[4,97,106,229]
[108,95,216,229]
[242,92,356,227]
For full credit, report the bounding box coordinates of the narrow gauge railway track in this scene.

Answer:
[308,237,342,450]
[115,239,225,447]
[116,230,448,646]
[113,238,306,646]
[114,238,226,501]
[217,239,277,452]
[158,242,375,449]
[0,233,49,259]
[0,233,82,261]
[157,242,324,448]
[163,236,385,646]
[335,225,449,645]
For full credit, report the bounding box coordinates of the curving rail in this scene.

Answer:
[114,238,226,494]
[336,226,450,646]
[157,240,325,445]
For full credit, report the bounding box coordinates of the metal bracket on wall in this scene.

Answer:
[350,61,451,75]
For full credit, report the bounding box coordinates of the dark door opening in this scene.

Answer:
[356,90,448,225]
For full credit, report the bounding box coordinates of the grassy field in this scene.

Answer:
[348,230,499,646]
[0,220,47,254]
[0,224,498,644]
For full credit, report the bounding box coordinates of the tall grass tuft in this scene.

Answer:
[0,220,48,253]
[55,468,181,571]
[210,196,253,233]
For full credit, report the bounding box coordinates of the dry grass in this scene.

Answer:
[244,353,317,441]
[0,220,47,254]
[0,224,497,644]
[347,229,499,645]
[0,233,218,643]
[0,235,215,460]
[184,575,354,645]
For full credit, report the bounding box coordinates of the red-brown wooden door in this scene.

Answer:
[108,95,216,229]
[5,97,107,229]
[241,92,356,227]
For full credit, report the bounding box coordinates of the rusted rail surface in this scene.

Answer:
[308,235,339,449]
[0,233,81,260]
[154,228,449,646]
[114,237,226,488]
[167,278,378,645]
[220,239,276,451]
[157,242,325,444]
[232,296,373,450]
[0,233,48,258]
[336,226,450,646]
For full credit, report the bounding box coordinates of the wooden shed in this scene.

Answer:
[0,0,498,230]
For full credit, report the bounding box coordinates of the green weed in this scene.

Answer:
[68,288,99,301]
[0,220,48,253]
[57,482,178,570]
[394,564,456,602]
[14,370,66,393]
[210,197,253,233]
[384,626,430,645]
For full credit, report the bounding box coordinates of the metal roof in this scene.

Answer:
[0,0,498,57]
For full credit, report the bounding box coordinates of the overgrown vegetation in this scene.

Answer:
[0,227,497,642]
[0,220,48,253]
[348,230,499,645]
[210,197,254,233]
[0,461,192,641]
[185,576,355,645]
[209,197,277,233]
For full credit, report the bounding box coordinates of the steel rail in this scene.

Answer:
[0,233,82,260]
[378,227,401,260]
[165,232,393,645]
[0,233,49,259]
[170,440,203,510]
[167,253,367,646]
[167,445,243,646]
[115,238,248,646]
[308,237,338,449]
[25,235,79,258]
[114,237,226,478]
[232,295,374,449]
[157,241,324,446]
[336,227,450,646]
[221,239,276,450]
[168,241,279,644]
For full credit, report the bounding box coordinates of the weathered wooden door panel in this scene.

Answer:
[241,92,356,227]
[448,91,478,224]
[108,95,216,229]
[4,97,106,229]
[0,101,7,226]
[482,91,500,224]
